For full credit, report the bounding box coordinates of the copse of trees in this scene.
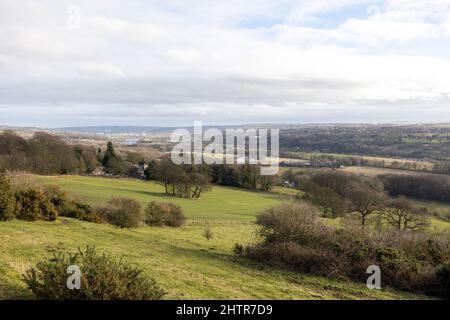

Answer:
[298,179,347,218]
[0,131,98,175]
[210,164,276,191]
[144,158,211,199]
[297,171,386,224]
[380,174,450,202]
[294,171,432,229]
[144,158,276,197]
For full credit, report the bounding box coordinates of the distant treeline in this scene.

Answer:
[145,159,276,195]
[380,174,450,203]
[280,126,450,162]
[280,151,440,172]
[0,131,98,174]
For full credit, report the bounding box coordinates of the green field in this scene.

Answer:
[37,175,282,222]
[0,175,429,300]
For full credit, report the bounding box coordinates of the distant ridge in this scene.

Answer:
[56,126,178,134]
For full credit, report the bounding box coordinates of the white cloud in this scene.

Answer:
[0,0,450,126]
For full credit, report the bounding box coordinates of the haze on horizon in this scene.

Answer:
[1,0,450,127]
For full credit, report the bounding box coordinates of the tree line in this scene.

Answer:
[0,131,97,174]
[283,170,431,231]
[145,158,276,199]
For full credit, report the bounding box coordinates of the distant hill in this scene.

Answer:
[56,126,178,134]
[55,124,274,134]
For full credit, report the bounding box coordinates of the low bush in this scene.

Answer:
[144,201,186,227]
[101,197,143,228]
[1,176,99,224]
[24,246,166,300]
[435,262,450,299]
[59,200,100,223]
[244,201,450,298]
[0,174,15,221]
[233,243,245,256]
[14,189,57,221]
[203,226,213,241]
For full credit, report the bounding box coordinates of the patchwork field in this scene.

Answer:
[0,175,433,300]
[339,166,442,177]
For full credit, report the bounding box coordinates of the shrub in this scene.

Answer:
[144,201,186,227]
[24,246,166,300]
[165,204,186,227]
[101,197,143,228]
[435,262,450,298]
[256,201,322,244]
[43,185,68,208]
[59,200,100,223]
[43,184,99,223]
[244,201,450,298]
[0,174,15,221]
[203,226,213,241]
[14,189,57,221]
[233,243,244,256]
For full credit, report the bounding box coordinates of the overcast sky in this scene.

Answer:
[1,0,450,127]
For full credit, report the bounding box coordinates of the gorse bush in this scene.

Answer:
[0,174,15,221]
[24,246,166,300]
[43,184,99,223]
[14,189,58,221]
[59,200,99,223]
[144,201,186,227]
[244,201,450,298]
[0,175,100,224]
[101,196,143,228]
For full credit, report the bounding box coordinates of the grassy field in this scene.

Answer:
[282,151,435,170]
[0,175,430,300]
[37,175,281,222]
[339,166,442,177]
[0,217,424,300]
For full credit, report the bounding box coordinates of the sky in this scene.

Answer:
[1,0,450,127]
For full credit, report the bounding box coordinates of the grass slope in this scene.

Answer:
[0,175,431,300]
[0,218,423,300]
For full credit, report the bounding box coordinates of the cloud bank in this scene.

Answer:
[0,0,450,127]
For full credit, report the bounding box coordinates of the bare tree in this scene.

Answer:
[348,186,385,227]
[382,197,430,231]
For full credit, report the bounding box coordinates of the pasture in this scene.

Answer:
[37,175,282,222]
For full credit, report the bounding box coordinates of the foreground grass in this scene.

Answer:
[0,218,425,300]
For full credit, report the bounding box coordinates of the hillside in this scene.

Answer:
[0,218,425,300]
[0,175,429,300]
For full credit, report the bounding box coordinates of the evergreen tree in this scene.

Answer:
[102,142,117,166]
